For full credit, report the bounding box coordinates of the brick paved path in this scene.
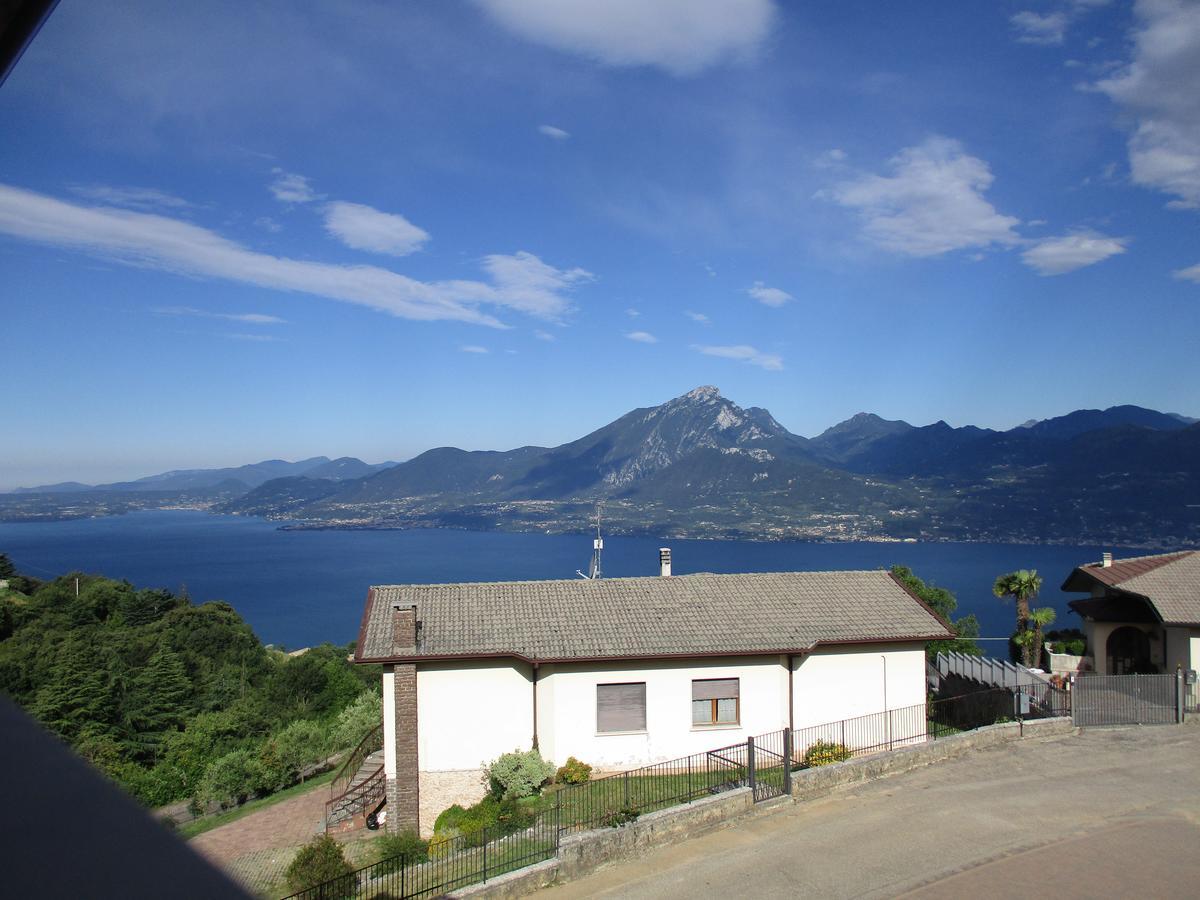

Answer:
[190,783,373,896]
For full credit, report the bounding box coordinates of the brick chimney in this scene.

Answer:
[1101,551,1113,568]
[392,604,417,654]
[659,547,672,577]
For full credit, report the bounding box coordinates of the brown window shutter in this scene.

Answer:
[597,682,646,732]
[692,678,739,701]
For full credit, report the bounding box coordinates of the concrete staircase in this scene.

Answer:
[323,749,386,833]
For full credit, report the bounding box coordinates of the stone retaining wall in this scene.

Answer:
[450,717,1077,898]
[419,769,488,836]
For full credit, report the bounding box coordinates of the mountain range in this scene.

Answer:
[5,387,1198,546]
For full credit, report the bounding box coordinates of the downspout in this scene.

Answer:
[531,662,539,751]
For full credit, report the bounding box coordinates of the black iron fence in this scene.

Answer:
[285,803,560,900]
[284,686,1072,899]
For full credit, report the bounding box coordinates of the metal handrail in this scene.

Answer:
[330,722,383,802]
[326,764,386,826]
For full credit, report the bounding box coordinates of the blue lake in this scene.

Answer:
[0,510,1124,650]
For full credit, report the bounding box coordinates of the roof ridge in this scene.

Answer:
[370,569,893,591]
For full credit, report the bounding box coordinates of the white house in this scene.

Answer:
[353,551,953,835]
[1065,550,1200,675]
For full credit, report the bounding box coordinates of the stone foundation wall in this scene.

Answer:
[418,769,488,837]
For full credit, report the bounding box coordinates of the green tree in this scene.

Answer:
[993,569,1044,667]
[124,647,192,758]
[890,565,982,657]
[31,639,118,743]
[0,553,17,579]
[1027,607,1057,670]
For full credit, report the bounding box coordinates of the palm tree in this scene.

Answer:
[993,569,1043,667]
[1028,607,1057,671]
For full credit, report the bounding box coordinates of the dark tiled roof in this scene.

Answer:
[1063,551,1200,626]
[355,570,953,663]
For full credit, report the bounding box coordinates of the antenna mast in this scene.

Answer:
[577,503,603,579]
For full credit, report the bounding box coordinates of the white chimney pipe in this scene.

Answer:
[659,547,672,577]
[1101,551,1113,568]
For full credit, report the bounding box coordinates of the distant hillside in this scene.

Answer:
[5,390,1197,547]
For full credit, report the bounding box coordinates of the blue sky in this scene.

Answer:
[1,0,1198,489]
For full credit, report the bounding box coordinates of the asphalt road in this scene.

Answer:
[546,725,1200,899]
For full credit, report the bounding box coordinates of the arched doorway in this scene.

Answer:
[1107,626,1154,674]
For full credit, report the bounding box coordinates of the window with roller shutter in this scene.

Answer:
[692,677,739,725]
[596,682,646,733]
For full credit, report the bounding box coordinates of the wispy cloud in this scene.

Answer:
[1021,231,1128,275]
[692,343,782,371]
[254,216,282,233]
[1094,0,1200,209]
[625,307,640,317]
[269,169,317,203]
[71,184,191,211]
[323,201,430,257]
[538,124,570,140]
[0,184,587,328]
[460,344,489,353]
[685,310,711,325]
[625,330,658,343]
[1010,11,1069,45]
[154,306,287,324]
[473,0,777,76]
[747,281,792,307]
[533,329,556,341]
[1174,261,1200,283]
[824,137,1021,257]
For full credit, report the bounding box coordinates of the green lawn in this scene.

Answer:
[178,768,339,840]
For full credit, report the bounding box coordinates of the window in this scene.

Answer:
[692,678,739,726]
[597,682,646,733]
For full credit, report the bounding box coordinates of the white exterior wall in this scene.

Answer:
[382,666,396,777]
[416,659,533,771]
[536,656,789,769]
[791,643,926,729]
[1192,635,1200,672]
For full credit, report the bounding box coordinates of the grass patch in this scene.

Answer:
[179,767,339,840]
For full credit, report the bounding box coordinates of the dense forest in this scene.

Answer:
[0,554,381,810]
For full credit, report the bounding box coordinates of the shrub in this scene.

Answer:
[482,748,555,800]
[427,829,459,859]
[195,748,258,809]
[374,830,428,873]
[600,805,640,828]
[285,834,355,894]
[434,803,470,834]
[331,690,382,750]
[555,756,593,785]
[802,740,852,768]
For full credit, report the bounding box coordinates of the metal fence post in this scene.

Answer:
[482,824,488,883]
[747,736,756,795]
[783,728,792,795]
[1177,667,1185,724]
[623,770,629,809]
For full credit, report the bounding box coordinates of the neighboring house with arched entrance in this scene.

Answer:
[1064,551,1200,675]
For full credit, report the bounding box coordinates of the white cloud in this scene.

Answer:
[254,216,282,233]
[625,307,640,317]
[155,306,287,324]
[269,169,316,203]
[747,281,792,307]
[460,344,489,353]
[71,185,191,211]
[1010,11,1069,45]
[825,137,1022,257]
[539,124,570,140]
[625,330,658,343]
[0,184,587,328]
[323,201,430,257]
[685,310,711,325]
[479,251,592,320]
[474,0,776,76]
[1174,261,1200,283]
[692,343,782,371]
[1020,231,1128,275]
[533,329,556,341]
[1095,0,1200,209]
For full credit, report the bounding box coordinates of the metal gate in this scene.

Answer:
[748,730,789,802]
[1072,674,1177,726]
